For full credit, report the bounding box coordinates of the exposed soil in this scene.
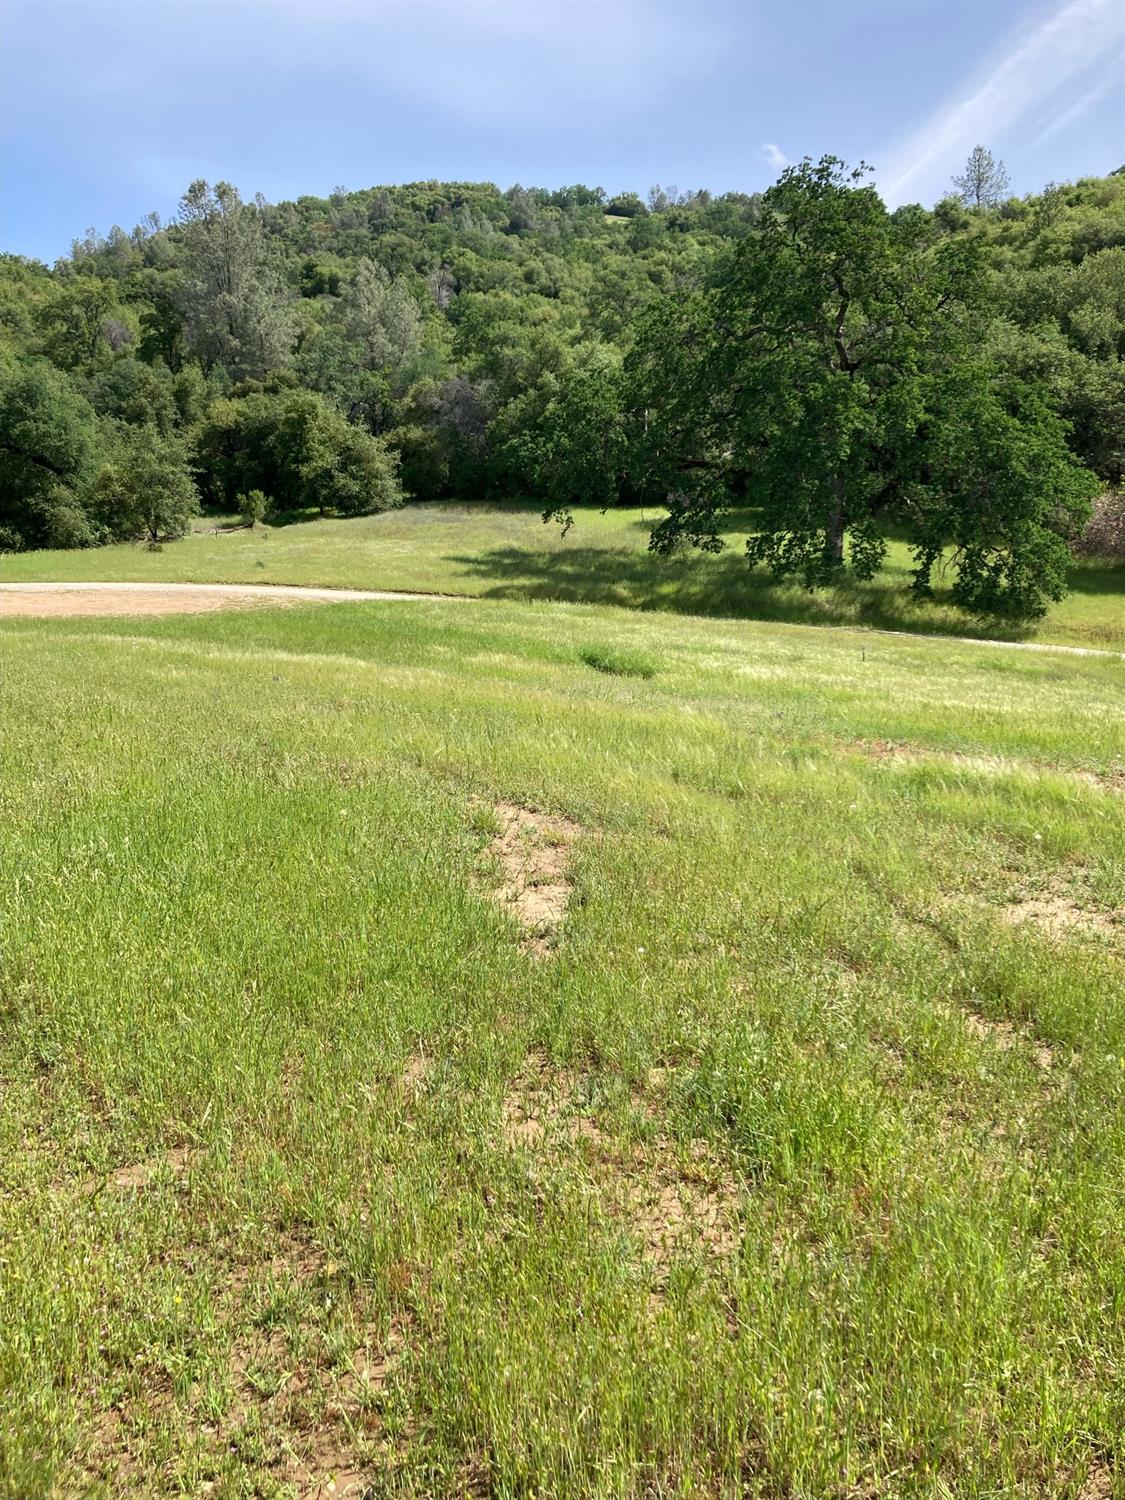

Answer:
[961,1010,1055,1071]
[475,801,584,956]
[0,581,455,617]
[501,1051,741,1281]
[77,1229,393,1498]
[1004,892,1123,945]
[1077,1463,1115,1500]
[75,1145,201,1196]
[853,739,1123,792]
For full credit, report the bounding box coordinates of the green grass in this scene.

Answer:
[579,643,661,678]
[3,500,1123,650]
[1,596,1123,1496]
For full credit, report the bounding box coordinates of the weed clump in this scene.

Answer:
[579,645,659,678]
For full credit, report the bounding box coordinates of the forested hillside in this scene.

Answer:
[2,162,1123,619]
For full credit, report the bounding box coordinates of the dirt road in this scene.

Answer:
[0,581,456,617]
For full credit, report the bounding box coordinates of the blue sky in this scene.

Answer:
[1,0,1122,263]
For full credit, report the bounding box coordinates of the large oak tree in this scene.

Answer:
[626,157,1097,622]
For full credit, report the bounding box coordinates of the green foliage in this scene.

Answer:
[515,345,630,517]
[83,354,179,432]
[341,258,422,373]
[36,275,136,370]
[629,157,1096,621]
[237,488,270,526]
[175,181,293,380]
[91,424,200,542]
[0,349,103,550]
[604,192,648,218]
[952,144,1009,208]
[1,164,1122,610]
[193,387,400,516]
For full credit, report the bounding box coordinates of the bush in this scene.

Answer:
[28,485,97,549]
[238,489,270,526]
[387,423,449,499]
[193,389,402,517]
[1075,491,1125,560]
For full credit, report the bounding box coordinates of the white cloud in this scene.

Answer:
[878,0,1125,204]
[759,142,789,172]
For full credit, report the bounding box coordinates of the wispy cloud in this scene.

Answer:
[1025,67,1120,152]
[878,0,1125,204]
[759,143,789,172]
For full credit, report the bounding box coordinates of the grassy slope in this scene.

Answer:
[3,501,1123,649]
[1,597,1122,1497]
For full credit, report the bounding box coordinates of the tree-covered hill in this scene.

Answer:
[2,163,1122,619]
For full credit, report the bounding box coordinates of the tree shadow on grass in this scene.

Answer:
[443,544,1036,642]
[1066,560,1125,598]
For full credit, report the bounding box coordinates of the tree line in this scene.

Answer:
[1,152,1122,618]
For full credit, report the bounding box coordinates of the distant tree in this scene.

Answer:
[504,185,538,234]
[174,181,293,380]
[1033,181,1068,232]
[92,424,199,542]
[0,350,103,550]
[193,388,401,516]
[426,264,456,311]
[522,345,629,513]
[342,260,422,373]
[85,355,179,433]
[134,268,186,370]
[238,488,270,525]
[1075,491,1125,559]
[389,376,492,498]
[953,146,1010,209]
[37,277,130,370]
[605,193,648,218]
[623,156,1096,621]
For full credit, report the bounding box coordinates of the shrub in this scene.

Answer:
[193,389,402,516]
[387,423,449,499]
[0,350,103,551]
[238,489,270,526]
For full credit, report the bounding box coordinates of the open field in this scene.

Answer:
[1,594,1123,1497]
[2,501,1123,650]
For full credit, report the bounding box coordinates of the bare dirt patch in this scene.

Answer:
[1076,1462,1115,1500]
[74,1145,201,1196]
[961,1011,1055,1071]
[474,801,584,956]
[0,585,275,617]
[851,739,1123,793]
[1003,891,1123,946]
[501,1051,741,1282]
[77,1230,396,1498]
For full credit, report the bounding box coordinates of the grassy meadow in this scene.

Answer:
[1,592,1123,1497]
[2,501,1123,650]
